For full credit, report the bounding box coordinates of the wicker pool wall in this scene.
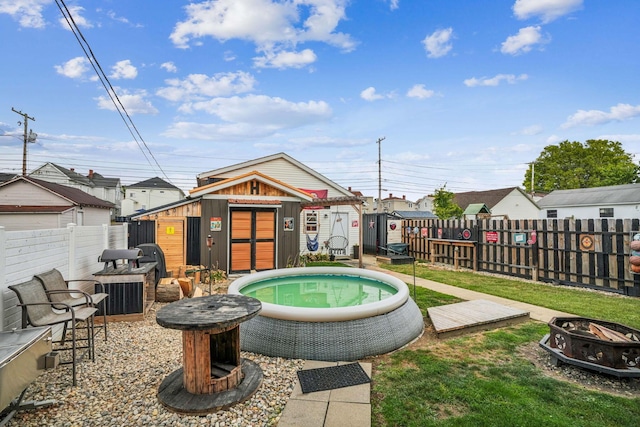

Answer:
[239,298,424,361]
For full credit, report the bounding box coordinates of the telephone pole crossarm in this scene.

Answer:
[12,107,36,176]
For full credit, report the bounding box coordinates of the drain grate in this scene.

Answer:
[297,363,371,394]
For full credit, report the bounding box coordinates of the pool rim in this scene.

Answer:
[227,266,409,322]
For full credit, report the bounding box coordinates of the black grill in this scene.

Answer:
[99,248,144,272]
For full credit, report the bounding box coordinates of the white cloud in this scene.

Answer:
[360,87,385,101]
[501,26,548,55]
[184,95,331,126]
[54,57,90,79]
[0,0,49,28]
[388,0,400,10]
[162,94,332,141]
[516,125,543,136]
[96,88,158,115]
[59,5,92,30]
[422,28,453,58]
[513,0,583,23]
[170,0,356,60]
[109,60,138,79]
[562,103,640,128]
[156,71,256,102]
[253,49,317,69]
[464,74,528,87]
[406,84,435,99]
[160,62,177,73]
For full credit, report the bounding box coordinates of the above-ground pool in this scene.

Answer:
[228,267,424,361]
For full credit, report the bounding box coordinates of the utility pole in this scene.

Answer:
[12,108,36,176]
[529,162,535,198]
[376,137,385,213]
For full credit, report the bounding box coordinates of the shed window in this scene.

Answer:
[546,210,557,218]
[599,208,614,218]
[305,211,318,233]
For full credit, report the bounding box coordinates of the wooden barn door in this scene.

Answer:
[230,209,275,273]
[157,218,185,277]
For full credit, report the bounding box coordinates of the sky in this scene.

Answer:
[1,0,639,202]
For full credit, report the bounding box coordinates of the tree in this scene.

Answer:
[523,139,640,192]
[433,185,463,219]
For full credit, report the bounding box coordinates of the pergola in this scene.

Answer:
[300,196,365,268]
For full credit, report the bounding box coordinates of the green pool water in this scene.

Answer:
[239,274,398,308]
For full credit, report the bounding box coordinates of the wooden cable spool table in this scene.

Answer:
[156,294,262,414]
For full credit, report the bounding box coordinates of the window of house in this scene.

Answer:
[305,211,318,233]
[546,210,557,218]
[599,207,614,218]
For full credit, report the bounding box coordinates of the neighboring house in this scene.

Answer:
[415,195,434,212]
[0,176,114,231]
[453,187,539,220]
[121,177,186,217]
[29,163,122,218]
[348,187,375,214]
[377,193,414,213]
[132,153,363,275]
[537,183,640,219]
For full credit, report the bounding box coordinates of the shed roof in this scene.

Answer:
[463,203,490,215]
[537,183,640,208]
[391,210,437,219]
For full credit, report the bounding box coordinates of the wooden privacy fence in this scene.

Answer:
[402,218,640,297]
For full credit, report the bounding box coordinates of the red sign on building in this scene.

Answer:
[486,231,499,243]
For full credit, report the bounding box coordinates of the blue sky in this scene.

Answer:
[1,0,639,201]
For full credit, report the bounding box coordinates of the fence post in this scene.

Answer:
[0,226,5,330]
[123,223,129,249]
[67,223,77,278]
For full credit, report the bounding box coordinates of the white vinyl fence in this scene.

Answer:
[1,223,128,331]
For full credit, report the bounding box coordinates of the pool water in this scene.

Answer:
[239,274,397,308]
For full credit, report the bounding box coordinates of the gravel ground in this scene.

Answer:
[7,302,304,427]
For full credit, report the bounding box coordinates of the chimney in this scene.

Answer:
[70,168,74,172]
[348,186,352,191]
[89,169,94,179]
[402,195,406,200]
[389,193,393,198]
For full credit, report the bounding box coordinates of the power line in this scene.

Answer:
[54,0,172,184]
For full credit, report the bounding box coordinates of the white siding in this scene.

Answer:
[1,224,128,332]
[540,204,640,220]
[491,190,540,220]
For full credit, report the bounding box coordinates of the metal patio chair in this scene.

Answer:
[35,268,108,341]
[8,279,97,386]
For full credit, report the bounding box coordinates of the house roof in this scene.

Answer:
[0,176,114,209]
[34,163,120,188]
[454,187,534,210]
[392,210,437,219]
[196,152,354,198]
[537,183,640,208]
[127,176,183,191]
[0,173,17,183]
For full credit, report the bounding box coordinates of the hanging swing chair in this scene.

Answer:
[326,209,349,256]
[306,233,319,252]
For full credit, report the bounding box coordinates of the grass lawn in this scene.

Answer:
[370,263,640,426]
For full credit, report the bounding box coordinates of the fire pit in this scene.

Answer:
[540,316,640,378]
